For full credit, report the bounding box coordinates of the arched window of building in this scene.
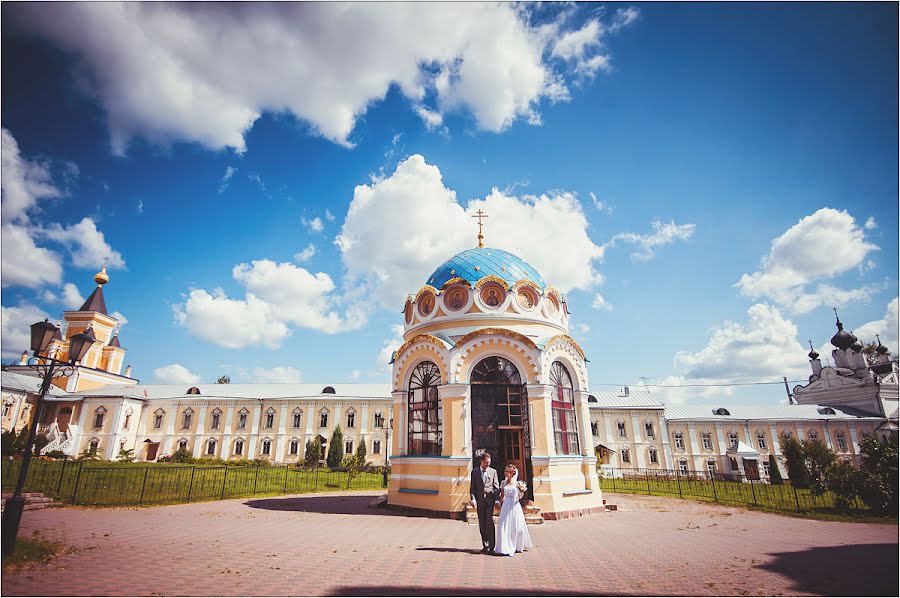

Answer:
[186,387,201,395]
[261,438,271,455]
[89,437,100,455]
[237,408,249,429]
[234,438,244,456]
[322,386,336,394]
[346,408,356,428]
[93,406,107,429]
[644,420,654,439]
[345,439,353,454]
[210,408,222,430]
[706,459,717,476]
[649,447,659,464]
[207,438,217,456]
[756,431,767,449]
[374,411,384,428]
[265,408,275,429]
[181,408,193,430]
[587,395,598,403]
[728,431,738,448]
[616,420,627,438]
[673,431,684,450]
[620,447,630,463]
[678,459,688,474]
[289,438,300,455]
[178,438,188,451]
[782,429,793,439]
[153,408,165,429]
[407,361,442,456]
[319,409,329,428]
[123,407,133,431]
[591,421,598,436]
[714,407,730,416]
[292,408,302,428]
[808,430,819,442]
[701,431,712,450]
[2,400,12,418]
[373,440,381,454]
[836,431,847,451]
[550,361,580,455]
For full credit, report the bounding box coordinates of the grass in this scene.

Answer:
[2,533,69,570]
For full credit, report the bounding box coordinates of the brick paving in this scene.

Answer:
[2,491,896,596]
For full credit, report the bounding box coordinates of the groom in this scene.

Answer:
[470,451,500,554]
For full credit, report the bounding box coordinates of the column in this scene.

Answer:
[687,428,701,470]
[104,402,124,460]
[360,404,369,436]
[526,384,553,457]
[658,415,673,469]
[392,391,406,455]
[438,383,468,457]
[192,406,208,458]
[631,416,644,467]
[220,404,235,459]
[275,405,288,462]
[247,404,262,459]
[822,423,834,450]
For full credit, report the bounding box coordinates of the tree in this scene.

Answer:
[1,430,17,456]
[216,374,231,384]
[802,438,836,495]
[825,461,859,510]
[116,447,135,462]
[356,435,367,464]
[780,434,809,489]
[32,433,49,456]
[304,437,321,467]
[856,434,898,515]
[327,425,344,468]
[768,454,783,485]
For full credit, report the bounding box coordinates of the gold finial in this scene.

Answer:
[94,266,109,286]
[472,209,488,248]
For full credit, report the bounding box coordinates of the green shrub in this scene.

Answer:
[171,448,194,463]
[44,450,68,460]
[803,438,836,495]
[856,434,898,515]
[825,461,859,510]
[327,425,344,469]
[780,434,809,489]
[1,430,17,456]
[768,455,783,485]
[304,437,321,467]
[116,447,135,462]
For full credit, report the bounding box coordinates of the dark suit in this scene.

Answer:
[470,465,499,551]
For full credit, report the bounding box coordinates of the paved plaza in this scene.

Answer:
[2,491,897,597]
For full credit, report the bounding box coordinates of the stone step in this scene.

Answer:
[465,501,543,525]
[0,492,62,513]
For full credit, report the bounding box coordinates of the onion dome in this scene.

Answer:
[94,266,109,286]
[876,334,888,355]
[850,333,863,353]
[830,311,855,351]
[807,340,819,360]
[425,247,546,290]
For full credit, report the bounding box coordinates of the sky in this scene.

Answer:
[1,3,897,404]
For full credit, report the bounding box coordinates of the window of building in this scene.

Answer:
[292,408,302,428]
[265,408,275,429]
[347,409,356,428]
[782,430,792,439]
[673,431,684,450]
[261,439,271,455]
[123,410,132,431]
[93,406,107,429]
[181,408,194,430]
[762,459,771,477]
[373,440,381,454]
[178,439,188,451]
[2,402,11,418]
[617,420,627,438]
[678,460,688,474]
[836,431,847,451]
[644,421,654,439]
[153,409,165,429]
[808,430,818,442]
[702,431,712,450]
[211,408,222,430]
[407,361,442,456]
[729,457,739,471]
[728,431,738,447]
[374,412,384,428]
[757,432,767,450]
[621,448,630,463]
[237,408,249,429]
[706,459,717,476]
[207,439,216,456]
[89,438,99,454]
[234,439,244,456]
[345,440,353,454]
[319,409,329,428]
[186,387,201,395]
[649,447,658,464]
[322,386,336,394]
[591,421,598,436]
[714,407,730,416]
[549,361,580,455]
[289,440,299,455]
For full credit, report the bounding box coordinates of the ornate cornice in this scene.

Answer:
[440,277,471,289]
[413,285,439,302]
[394,333,448,359]
[473,275,510,291]
[544,334,585,358]
[454,327,538,351]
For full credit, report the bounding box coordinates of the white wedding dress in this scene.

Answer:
[494,477,533,556]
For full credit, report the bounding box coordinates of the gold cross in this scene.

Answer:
[472,209,488,248]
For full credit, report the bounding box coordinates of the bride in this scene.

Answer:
[494,463,533,556]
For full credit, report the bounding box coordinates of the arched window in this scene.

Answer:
[407,361,442,456]
[322,386,336,394]
[292,408,302,428]
[756,431,767,449]
[289,438,300,455]
[210,408,222,430]
[472,357,521,384]
[673,431,684,450]
[89,437,100,455]
[345,439,354,454]
[707,459,717,475]
[808,430,819,442]
[93,406,107,429]
[714,407,730,416]
[728,431,738,448]
[346,408,356,428]
[836,431,847,451]
[123,407,133,431]
[153,408,165,429]
[550,361,579,455]
[701,431,712,450]
[178,438,188,451]
[319,409,329,428]
[186,387,201,395]
[590,421,598,436]
[616,420,627,438]
[678,459,689,474]
[374,411,384,428]
[644,420,654,439]
[587,395,598,403]
[234,438,244,456]
[207,438,217,456]
[649,447,659,464]
[237,408,249,429]
[620,447,630,463]
[265,408,275,429]
[181,408,194,430]
[261,438,271,455]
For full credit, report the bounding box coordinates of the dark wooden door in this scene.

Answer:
[146,442,159,461]
[743,458,760,481]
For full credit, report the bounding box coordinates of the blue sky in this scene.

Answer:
[1,3,897,404]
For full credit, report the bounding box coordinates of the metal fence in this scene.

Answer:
[1,459,389,507]
[599,467,866,514]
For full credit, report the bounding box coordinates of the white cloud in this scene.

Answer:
[218,166,237,194]
[350,369,362,381]
[605,220,695,262]
[173,259,365,349]
[336,154,606,308]
[415,106,447,133]
[302,216,324,233]
[251,366,302,383]
[41,217,126,270]
[1,128,65,225]
[864,217,877,230]
[609,7,640,33]
[136,199,144,214]
[589,191,613,214]
[6,4,636,152]
[573,323,591,335]
[324,209,335,222]
[42,282,85,308]
[854,298,899,351]
[377,324,406,372]
[1,223,63,288]
[1,303,50,359]
[293,243,317,263]
[110,310,129,329]
[591,294,612,311]
[153,363,201,385]
[735,208,879,314]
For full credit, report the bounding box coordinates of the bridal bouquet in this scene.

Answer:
[515,480,527,499]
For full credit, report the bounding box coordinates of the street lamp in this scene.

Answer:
[1,319,95,556]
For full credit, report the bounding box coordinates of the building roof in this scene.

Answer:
[425,247,547,290]
[108,334,122,348]
[587,389,663,408]
[1,371,67,397]
[74,383,393,401]
[663,403,883,421]
[79,286,108,315]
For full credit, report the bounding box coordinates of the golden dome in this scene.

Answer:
[93,266,109,286]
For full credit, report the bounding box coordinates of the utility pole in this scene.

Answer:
[783,376,794,404]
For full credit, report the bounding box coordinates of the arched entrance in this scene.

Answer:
[57,406,73,433]
[470,356,533,500]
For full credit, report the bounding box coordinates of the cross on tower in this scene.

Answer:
[472,209,488,248]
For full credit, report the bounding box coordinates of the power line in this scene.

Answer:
[591,380,808,388]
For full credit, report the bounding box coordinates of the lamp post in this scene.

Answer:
[1,319,95,557]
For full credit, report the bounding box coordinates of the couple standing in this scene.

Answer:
[469,451,533,556]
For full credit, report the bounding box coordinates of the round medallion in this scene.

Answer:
[404,302,413,325]
[516,288,536,309]
[444,286,468,312]
[417,291,436,317]
[546,294,560,316]
[479,283,505,308]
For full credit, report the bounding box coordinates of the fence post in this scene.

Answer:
[283,466,289,494]
[711,474,718,502]
[221,467,228,499]
[646,471,652,495]
[187,466,196,502]
[139,467,150,505]
[253,466,260,495]
[749,477,757,505]
[71,461,85,504]
[56,456,68,496]
[315,466,320,492]
[792,483,801,512]
[676,468,682,498]
[612,470,616,492]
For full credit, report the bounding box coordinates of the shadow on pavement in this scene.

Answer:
[244,494,406,517]
[415,547,483,554]
[758,543,898,596]
[328,587,669,597]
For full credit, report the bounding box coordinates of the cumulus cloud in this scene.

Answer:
[1,303,50,358]
[591,294,612,311]
[336,154,606,308]
[864,217,877,230]
[653,304,809,405]
[110,310,129,329]
[293,243,316,263]
[41,282,85,308]
[153,363,201,385]
[377,324,406,372]
[1,223,63,288]
[302,216,324,233]
[251,366,303,383]
[40,217,126,270]
[173,260,365,349]
[853,298,899,351]
[5,4,637,153]
[605,220,695,262]
[1,128,66,224]
[735,208,879,314]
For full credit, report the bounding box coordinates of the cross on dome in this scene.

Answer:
[471,209,488,248]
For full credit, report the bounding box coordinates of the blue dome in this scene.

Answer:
[425,247,547,290]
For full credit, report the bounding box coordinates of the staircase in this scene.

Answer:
[466,500,544,525]
[0,492,62,513]
[39,422,78,456]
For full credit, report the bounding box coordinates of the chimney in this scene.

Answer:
[624,385,630,397]
[124,364,132,378]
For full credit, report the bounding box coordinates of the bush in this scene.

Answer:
[1,430,17,456]
[856,434,898,515]
[803,439,836,495]
[825,461,859,510]
[304,437,321,467]
[44,450,68,460]
[327,425,344,469]
[356,435,367,464]
[196,455,227,466]
[171,448,194,463]
[768,455,783,485]
[780,434,809,489]
[116,447,135,462]
[76,447,100,461]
